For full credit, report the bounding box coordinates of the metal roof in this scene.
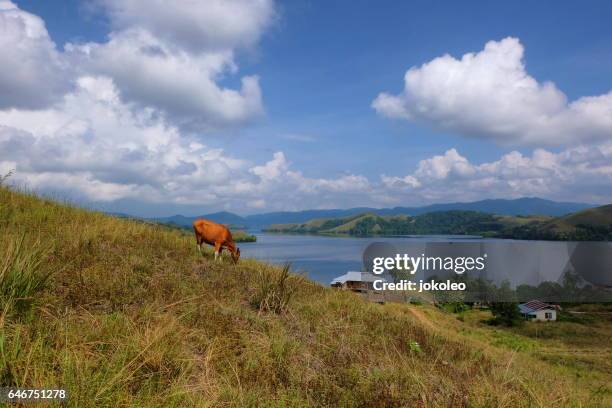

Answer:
[518,300,555,314]
[330,271,384,285]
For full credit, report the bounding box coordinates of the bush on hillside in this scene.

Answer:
[250,263,295,314]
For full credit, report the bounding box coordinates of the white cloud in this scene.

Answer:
[68,28,264,129]
[0,1,290,211]
[381,145,612,204]
[373,37,612,146]
[0,1,71,108]
[99,0,275,53]
[1,0,270,128]
[280,133,316,142]
[287,172,371,194]
[381,174,421,189]
[250,151,288,181]
[0,76,380,211]
[74,0,274,129]
[0,76,246,203]
[2,72,610,208]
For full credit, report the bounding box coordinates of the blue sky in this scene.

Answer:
[1,1,612,216]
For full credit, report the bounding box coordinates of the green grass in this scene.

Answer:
[1,234,51,317]
[556,205,612,229]
[0,185,610,407]
[455,308,611,400]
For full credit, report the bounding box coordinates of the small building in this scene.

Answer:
[331,271,380,292]
[518,300,557,321]
[331,271,386,303]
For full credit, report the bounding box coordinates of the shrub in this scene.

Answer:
[441,302,470,314]
[489,302,523,327]
[250,263,295,314]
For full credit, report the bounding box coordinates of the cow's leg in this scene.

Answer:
[194,227,201,255]
[214,242,222,261]
[195,236,204,256]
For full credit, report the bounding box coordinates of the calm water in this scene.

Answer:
[239,233,612,294]
[239,233,485,284]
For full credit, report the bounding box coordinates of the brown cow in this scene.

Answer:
[192,219,241,262]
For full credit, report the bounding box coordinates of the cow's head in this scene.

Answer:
[232,247,241,263]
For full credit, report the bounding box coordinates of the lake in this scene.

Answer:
[239,233,612,289]
[239,233,489,285]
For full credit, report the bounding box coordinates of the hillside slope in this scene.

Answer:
[505,205,612,240]
[0,186,608,407]
[264,211,549,237]
[551,204,612,229]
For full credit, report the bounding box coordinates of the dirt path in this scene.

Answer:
[407,307,435,330]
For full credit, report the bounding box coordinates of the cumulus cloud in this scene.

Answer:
[62,0,274,129]
[68,29,263,129]
[0,1,71,108]
[1,71,609,208]
[381,145,612,204]
[1,0,269,128]
[0,76,245,202]
[373,37,612,146]
[0,76,378,210]
[250,151,288,181]
[0,0,290,211]
[99,0,275,53]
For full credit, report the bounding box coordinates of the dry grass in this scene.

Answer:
[0,185,609,407]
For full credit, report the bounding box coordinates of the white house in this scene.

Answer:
[331,271,383,292]
[331,271,386,303]
[518,300,557,321]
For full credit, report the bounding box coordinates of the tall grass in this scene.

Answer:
[250,263,295,314]
[0,235,50,318]
[0,169,13,186]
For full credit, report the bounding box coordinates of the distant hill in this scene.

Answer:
[265,205,612,241]
[388,197,591,218]
[146,197,593,230]
[264,211,551,237]
[506,205,612,240]
[111,212,255,241]
[154,211,248,229]
[557,204,612,227]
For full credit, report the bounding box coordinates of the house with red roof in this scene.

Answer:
[518,300,557,321]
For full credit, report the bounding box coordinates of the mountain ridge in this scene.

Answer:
[149,197,593,229]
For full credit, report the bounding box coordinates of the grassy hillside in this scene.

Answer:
[264,211,549,237]
[505,205,612,240]
[560,204,612,226]
[1,186,610,406]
